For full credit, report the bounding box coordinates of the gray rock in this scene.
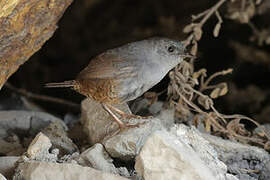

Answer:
[0,111,63,137]
[103,118,165,161]
[117,167,130,177]
[64,113,79,127]
[58,152,80,164]
[155,108,175,129]
[202,133,270,180]
[135,130,217,180]
[226,174,240,180]
[129,98,150,115]
[148,101,164,115]
[129,98,164,116]
[13,162,129,180]
[0,156,19,179]
[254,123,270,141]
[42,121,78,155]
[26,132,58,162]
[80,98,131,144]
[170,124,235,180]
[76,143,118,174]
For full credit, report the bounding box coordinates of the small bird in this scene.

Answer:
[46,37,191,129]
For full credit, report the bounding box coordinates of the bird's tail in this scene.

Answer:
[45,80,76,88]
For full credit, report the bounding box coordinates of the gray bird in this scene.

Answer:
[46,37,190,129]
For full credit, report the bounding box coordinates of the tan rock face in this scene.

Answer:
[0,0,72,89]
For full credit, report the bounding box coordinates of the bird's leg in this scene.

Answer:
[102,104,126,129]
[102,104,146,129]
[106,104,153,120]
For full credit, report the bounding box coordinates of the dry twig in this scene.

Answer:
[4,82,80,112]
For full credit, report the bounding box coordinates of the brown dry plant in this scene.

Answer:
[169,0,270,151]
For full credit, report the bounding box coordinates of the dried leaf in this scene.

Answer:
[193,26,203,41]
[191,42,198,55]
[210,83,228,98]
[239,12,249,23]
[229,12,240,20]
[222,68,233,75]
[192,115,200,127]
[256,0,262,5]
[205,118,212,133]
[191,78,199,85]
[213,23,221,37]
[210,88,220,99]
[182,65,192,77]
[198,95,212,110]
[266,37,270,45]
[219,83,228,96]
[264,141,270,151]
[246,3,255,18]
[183,23,195,33]
[192,69,207,79]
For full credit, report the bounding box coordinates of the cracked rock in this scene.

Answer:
[103,118,165,161]
[76,143,119,174]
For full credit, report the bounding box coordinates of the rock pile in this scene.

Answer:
[0,98,269,180]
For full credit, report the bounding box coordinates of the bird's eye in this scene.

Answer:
[167,45,175,53]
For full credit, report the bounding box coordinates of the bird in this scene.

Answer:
[45,37,191,129]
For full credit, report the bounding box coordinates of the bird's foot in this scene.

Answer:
[123,121,147,128]
[107,121,147,137]
[120,113,153,120]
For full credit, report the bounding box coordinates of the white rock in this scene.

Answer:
[170,124,233,180]
[0,111,64,137]
[135,130,219,180]
[76,143,118,174]
[26,132,57,162]
[226,173,239,180]
[103,118,165,161]
[202,133,270,180]
[13,162,128,180]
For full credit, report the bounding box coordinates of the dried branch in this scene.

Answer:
[4,82,80,112]
[169,0,269,150]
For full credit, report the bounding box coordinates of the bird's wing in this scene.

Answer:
[76,52,138,80]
